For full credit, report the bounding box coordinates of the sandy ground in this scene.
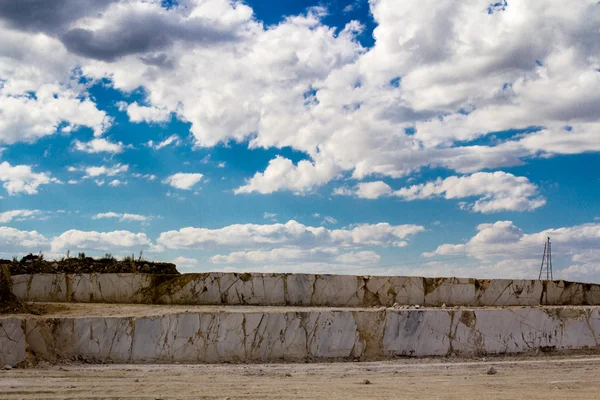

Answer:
[2,356,600,399]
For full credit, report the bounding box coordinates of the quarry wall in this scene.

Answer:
[2,306,600,366]
[11,272,600,307]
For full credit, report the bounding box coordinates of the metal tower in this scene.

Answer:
[538,237,553,280]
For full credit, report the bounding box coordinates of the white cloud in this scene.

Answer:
[172,256,199,270]
[146,134,181,150]
[0,85,111,144]
[337,172,546,213]
[210,247,337,264]
[0,209,42,223]
[354,181,393,199]
[51,229,162,253]
[0,226,49,254]
[235,155,340,195]
[209,247,380,266]
[395,172,546,213]
[122,101,171,124]
[157,220,424,250]
[73,138,126,154]
[0,161,58,195]
[163,172,203,190]
[108,179,127,187]
[72,164,129,179]
[92,212,152,222]
[0,0,599,198]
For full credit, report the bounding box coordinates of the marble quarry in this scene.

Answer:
[2,272,600,366]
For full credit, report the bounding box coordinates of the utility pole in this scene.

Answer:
[538,236,553,280]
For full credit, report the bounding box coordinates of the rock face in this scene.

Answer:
[0,318,25,367]
[2,306,600,366]
[11,273,600,307]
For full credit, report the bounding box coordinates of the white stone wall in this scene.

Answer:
[0,318,25,366]
[3,307,600,365]
[11,273,600,307]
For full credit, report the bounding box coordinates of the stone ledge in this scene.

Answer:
[11,272,600,307]
[3,305,600,365]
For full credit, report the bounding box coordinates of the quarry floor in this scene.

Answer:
[1,356,599,399]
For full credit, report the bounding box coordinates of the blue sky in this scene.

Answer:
[1,0,600,281]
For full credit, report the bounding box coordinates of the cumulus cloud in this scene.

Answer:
[51,229,161,253]
[0,226,49,254]
[0,86,111,144]
[1,0,599,195]
[163,172,203,190]
[157,220,424,250]
[92,212,152,222]
[0,161,58,195]
[0,0,117,34]
[235,155,340,195]
[150,0,600,195]
[172,256,199,270]
[73,138,126,154]
[337,172,546,213]
[353,181,393,199]
[121,101,171,124]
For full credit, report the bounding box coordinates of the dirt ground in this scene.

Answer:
[2,356,600,399]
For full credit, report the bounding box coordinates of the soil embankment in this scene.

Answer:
[1,254,178,275]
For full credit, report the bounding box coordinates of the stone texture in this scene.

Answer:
[11,274,69,302]
[11,273,600,307]
[0,318,25,366]
[70,273,151,303]
[3,306,600,364]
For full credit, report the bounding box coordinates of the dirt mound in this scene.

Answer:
[2,254,179,275]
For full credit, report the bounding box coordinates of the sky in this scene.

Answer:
[0,0,600,281]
